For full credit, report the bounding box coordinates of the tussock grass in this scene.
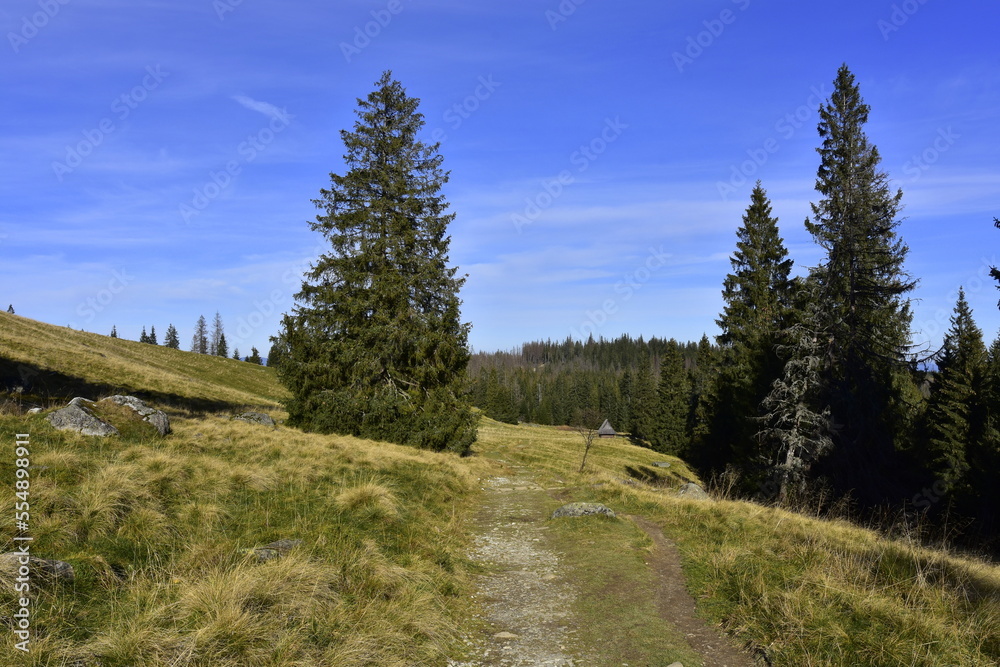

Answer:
[0,315,490,664]
[476,419,1000,666]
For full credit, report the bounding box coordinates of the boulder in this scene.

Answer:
[551,502,616,519]
[677,482,711,501]
[233,411,276,427]
[104,395,170,435]
[47,400,119,437]
[652,461,672,468]
[0,552,75,584]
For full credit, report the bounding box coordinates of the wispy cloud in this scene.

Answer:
[232,95,290,122]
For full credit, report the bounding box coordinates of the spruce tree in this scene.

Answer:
[191,315,208,354]
[6,305,13,314]
[233,348,241,361]
[247,347,263,365]
[110,325,118,339]
[140,326,149,344]
[164,324,180,349]
[758,288,835,504]
[653,340,691,455]
[149,325,157,345]
[711,182,793,473]
[629,361,658,444]
[278,71,476,454]
[804,65,917,502]
[210,312,225,356]
[690,334,720,454]
[921,289,986,494]
[217,332,228,358]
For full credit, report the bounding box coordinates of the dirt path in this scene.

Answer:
[450,467,585,666]
[452,465,757,666]
[631,515,757,667]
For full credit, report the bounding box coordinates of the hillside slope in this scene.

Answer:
[0,314,489,665]
[0,312,284,409]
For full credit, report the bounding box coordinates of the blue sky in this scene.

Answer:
[2,0,998,356]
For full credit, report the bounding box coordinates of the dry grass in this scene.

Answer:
[474,419,1000,666]
[0,314,490,665]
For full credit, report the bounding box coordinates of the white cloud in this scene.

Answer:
[232,95,291,122]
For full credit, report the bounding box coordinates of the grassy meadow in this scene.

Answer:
[1,312,998,666]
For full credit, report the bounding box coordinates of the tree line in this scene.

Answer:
[472,65,1000,552]
[107,311,264,364]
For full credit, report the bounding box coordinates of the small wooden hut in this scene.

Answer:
[597,419,616,438]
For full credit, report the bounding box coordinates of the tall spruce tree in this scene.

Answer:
[217,332,228,358]
[149,325,157,345]
[191,315,208,354]
[653,340,691,455]
[210,312,225,356]
[278,71,476,454]
[921,289,986,495]
[164,324,180,349]
[804,65,917,503]
[690,334,720,454]
[630,361,658,444]
[709,182,793,476]
[247,346,263,365]
[110,325,118,339]
[139,326,149,344]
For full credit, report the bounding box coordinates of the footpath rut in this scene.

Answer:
[451,462,756,667]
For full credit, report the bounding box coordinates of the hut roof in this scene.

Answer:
[598,419,616,436]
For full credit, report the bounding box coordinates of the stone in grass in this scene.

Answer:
[232,411,277,428]
[677,482,711,501]
[47,399,119,437]
[0,553,75,584]
[104,395,171,435]
[244,539,303,563]
[551,502,616,519]
[652,461,672,468]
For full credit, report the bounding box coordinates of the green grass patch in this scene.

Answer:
[547,514,704,666]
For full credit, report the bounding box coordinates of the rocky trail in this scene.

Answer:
[451,462,757,667]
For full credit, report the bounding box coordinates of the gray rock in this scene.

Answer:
[652,461,672,468]
[233,411,276,427]
[47,402,119,437]
[104,395,170,435]
[551,502,616,519]
[26,407,42,415]
[245,538,302,563]
[0,552,75,583]
[677,482,711,501]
